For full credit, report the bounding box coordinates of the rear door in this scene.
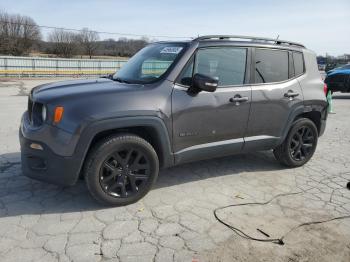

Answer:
[172,46,252,163]
[244,48,304,151]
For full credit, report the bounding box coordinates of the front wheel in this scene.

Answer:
[84,134,159,206]
[274,118,318,167]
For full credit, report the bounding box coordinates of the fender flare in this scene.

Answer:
[280,103,327,142]
[72,116,174,179]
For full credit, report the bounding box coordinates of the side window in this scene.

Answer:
[194,47,247,86]
[255,49,289,83]
[293,52,305,76]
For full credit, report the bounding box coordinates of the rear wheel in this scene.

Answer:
[85,134,159,206]
[274,118,318,167]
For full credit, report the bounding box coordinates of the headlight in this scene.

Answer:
[41,105,47,122]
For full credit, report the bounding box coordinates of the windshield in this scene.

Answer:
[341,64,350,69]
[113,43,186,84]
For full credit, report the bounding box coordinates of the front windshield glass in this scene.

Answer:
[341,64,350,69]
[113,43,186,84]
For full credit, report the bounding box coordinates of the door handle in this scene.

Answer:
[284,90,299,98]
[229,95,249,105]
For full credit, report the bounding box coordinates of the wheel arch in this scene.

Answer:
[74,116,174,179]
[296,111,322,134]
[88,126,168,167]
[281,104,326,142]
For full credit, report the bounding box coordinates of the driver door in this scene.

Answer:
[172,46,252,164]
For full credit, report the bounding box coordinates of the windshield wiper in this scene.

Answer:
[113,77,131,84]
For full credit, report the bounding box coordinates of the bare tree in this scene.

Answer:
[78,28,99,58]
[0,10,148,58]
[48,29,79,58]
[0,11,41,55]
[97,37,148,57]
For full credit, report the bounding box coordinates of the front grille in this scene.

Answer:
[27,95,43,126]
[28,95,34,123]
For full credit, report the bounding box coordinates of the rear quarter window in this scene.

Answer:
[255,49,289,83]
[293,52,305,76]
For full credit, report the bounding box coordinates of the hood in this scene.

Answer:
[32,78,141,103]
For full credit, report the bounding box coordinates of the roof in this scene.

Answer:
[193,35,305,49]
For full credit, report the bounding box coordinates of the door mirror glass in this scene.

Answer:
[190,73,218,93]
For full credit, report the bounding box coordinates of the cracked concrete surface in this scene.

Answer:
[0,79,349,262]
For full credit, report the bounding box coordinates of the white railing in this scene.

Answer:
[0,56,128,78]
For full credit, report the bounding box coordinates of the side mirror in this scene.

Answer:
[190,73,218,93]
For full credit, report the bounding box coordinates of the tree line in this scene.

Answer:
[0,10,148,58]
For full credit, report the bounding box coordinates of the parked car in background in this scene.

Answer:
[325,63,349,73]
[318,64,326,71]
[327,64,350,75]
[325,69,350,93]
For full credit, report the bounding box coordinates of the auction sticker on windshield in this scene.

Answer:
[160,47,183,54]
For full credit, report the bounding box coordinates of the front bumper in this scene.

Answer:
[19,113,82,186]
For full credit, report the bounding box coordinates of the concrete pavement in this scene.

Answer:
[0,79,349,262]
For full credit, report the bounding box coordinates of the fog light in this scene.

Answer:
[30,143,43,150]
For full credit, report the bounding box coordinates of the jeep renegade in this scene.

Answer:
[20,35,328,205]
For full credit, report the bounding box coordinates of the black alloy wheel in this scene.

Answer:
[273,118,318,167]
[85,134,159,206]
[99,148,150,198]
[289,126,315,161]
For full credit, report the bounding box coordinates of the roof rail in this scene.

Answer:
[193,35,305,48]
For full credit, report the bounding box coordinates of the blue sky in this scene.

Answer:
[1,0,349,55]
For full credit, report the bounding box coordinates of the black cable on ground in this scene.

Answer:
[213,191,350,246]
[280,215,350,243]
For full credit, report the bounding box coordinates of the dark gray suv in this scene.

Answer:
[20,35,328,205]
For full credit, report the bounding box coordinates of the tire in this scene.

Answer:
[84,134,159,206]
[273,118,318,167]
